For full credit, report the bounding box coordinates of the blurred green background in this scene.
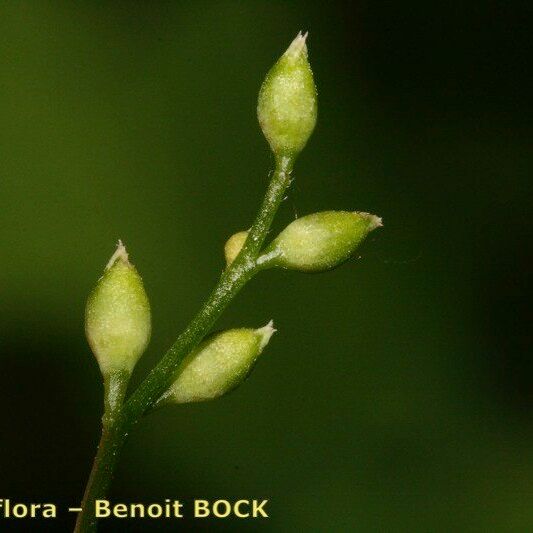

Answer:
[0,1,531,531]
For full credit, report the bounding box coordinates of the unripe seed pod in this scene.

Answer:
[161,323,275,404]
[263,211,382,272]
[224,230,249,266]
[85,242,151,375]
[257,32,317,157]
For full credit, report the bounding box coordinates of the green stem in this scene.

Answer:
[102,371,130,428]
[75,372,129,532]
[123,155,293,422]
[75,154,294,532]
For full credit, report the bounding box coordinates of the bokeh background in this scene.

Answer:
[0,1,531,531]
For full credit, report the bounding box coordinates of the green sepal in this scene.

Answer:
[160,323,275,405]
[257,32,317,157]
[261,211,382,272]
[85,242,151,376]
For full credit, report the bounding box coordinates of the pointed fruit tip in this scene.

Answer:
[368,215,383,230]
[353,212,383,231]
[256,320,276,350]
[285,31,308,59]
[105,240,130,270]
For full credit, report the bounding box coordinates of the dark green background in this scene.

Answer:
[1,2,531,531]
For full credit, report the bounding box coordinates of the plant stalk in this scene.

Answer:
[75,155,294,532]
[75,372,129,532]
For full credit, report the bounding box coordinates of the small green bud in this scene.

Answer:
[162,322,275,404]
[85,241,151,375]
[224,230,249,266]
[257,32,317,157]
[263,211,382,272]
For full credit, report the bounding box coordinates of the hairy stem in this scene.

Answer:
[75,154,294,532]
[102,371,130,428]
[124,155,293,421]
[75,373,129,532]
